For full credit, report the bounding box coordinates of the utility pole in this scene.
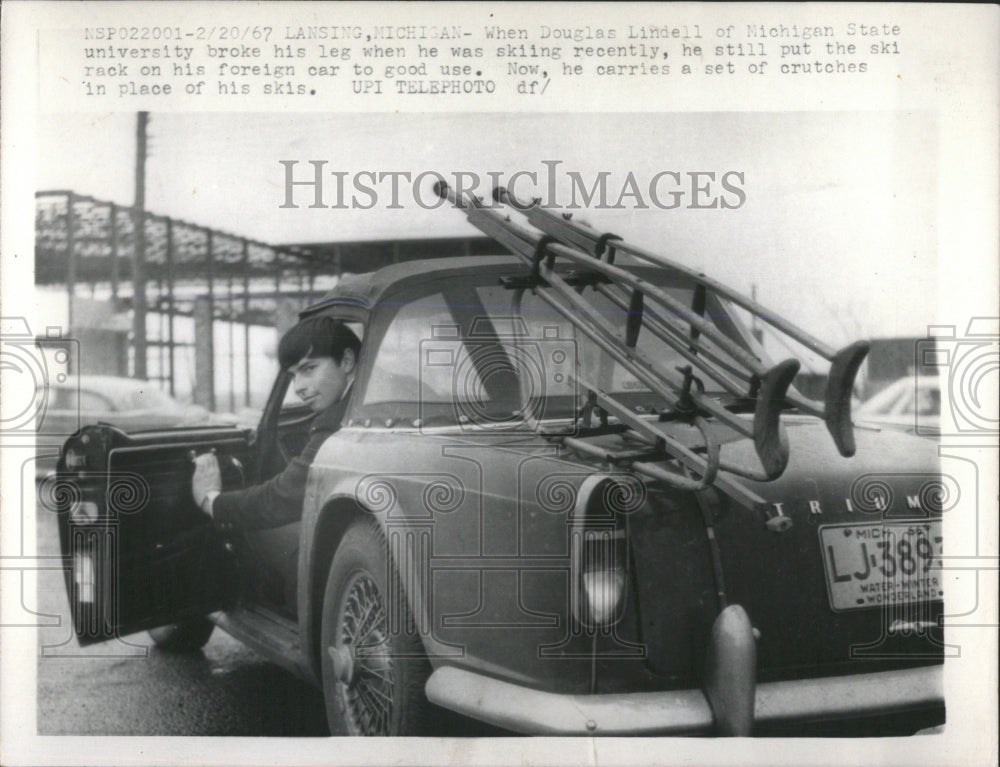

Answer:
[132,111,149,379]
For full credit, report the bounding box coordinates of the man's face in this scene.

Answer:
[288,350,355,413]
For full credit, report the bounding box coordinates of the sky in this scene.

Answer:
[35,111,938,344]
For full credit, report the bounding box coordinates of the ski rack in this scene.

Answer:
[435,182,869,509]
[493,186,871,455]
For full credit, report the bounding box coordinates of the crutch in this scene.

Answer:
[495,186,870,461]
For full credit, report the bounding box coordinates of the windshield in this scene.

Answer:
[357,267,761,427]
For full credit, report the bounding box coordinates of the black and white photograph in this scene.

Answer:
[1,3,997,766]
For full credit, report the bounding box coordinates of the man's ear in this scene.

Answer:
[340,348,356,374]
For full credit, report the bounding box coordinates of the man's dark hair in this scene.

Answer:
[278,316,361,370]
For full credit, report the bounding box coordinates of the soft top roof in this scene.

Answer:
[300,255,519,317]
[299,253,704,321]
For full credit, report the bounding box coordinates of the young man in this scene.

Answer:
[191,316,361,531]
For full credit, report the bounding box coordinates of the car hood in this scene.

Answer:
[549,414,939,511]
[724,415,939,507]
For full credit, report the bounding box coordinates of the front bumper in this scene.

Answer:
[425,663,944,736]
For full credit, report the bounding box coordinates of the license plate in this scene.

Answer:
[819,522,943,611]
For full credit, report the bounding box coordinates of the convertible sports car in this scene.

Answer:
[49,192,945,737]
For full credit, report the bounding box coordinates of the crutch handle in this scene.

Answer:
[824,340,870,457]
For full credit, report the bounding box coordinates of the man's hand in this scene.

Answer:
[191,451,222,517]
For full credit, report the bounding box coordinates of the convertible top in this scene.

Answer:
[301,255,519,317]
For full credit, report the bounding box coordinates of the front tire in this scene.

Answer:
[320,518,432,735]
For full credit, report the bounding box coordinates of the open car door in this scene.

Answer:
[53,423,251,645]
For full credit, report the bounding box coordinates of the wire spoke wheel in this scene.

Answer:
[320,519,432,736]
[337,572,394,735]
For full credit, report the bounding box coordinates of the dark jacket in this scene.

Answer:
[212,396,348,531]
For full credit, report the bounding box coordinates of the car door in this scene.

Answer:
[223,372,311,615]
[56,423,252,645]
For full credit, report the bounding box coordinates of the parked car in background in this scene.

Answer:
[35,375,213,475]
[856,376,941,437]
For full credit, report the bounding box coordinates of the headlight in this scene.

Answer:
[580,529,627,625]
[570,490,631,629]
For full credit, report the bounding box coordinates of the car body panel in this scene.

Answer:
[299,413,943,692]
[306,426,651,692]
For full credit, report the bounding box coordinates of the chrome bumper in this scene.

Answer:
[425,663,943,736]
[427,605,943,735]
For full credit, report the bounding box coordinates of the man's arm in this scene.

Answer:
[211,448,315,531]
[190,451,308,530]
[192,400,346,531]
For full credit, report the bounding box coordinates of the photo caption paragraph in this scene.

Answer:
[68,18,904,102]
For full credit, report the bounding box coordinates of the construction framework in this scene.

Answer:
[34,191,495,411]
[35,190,334,409]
